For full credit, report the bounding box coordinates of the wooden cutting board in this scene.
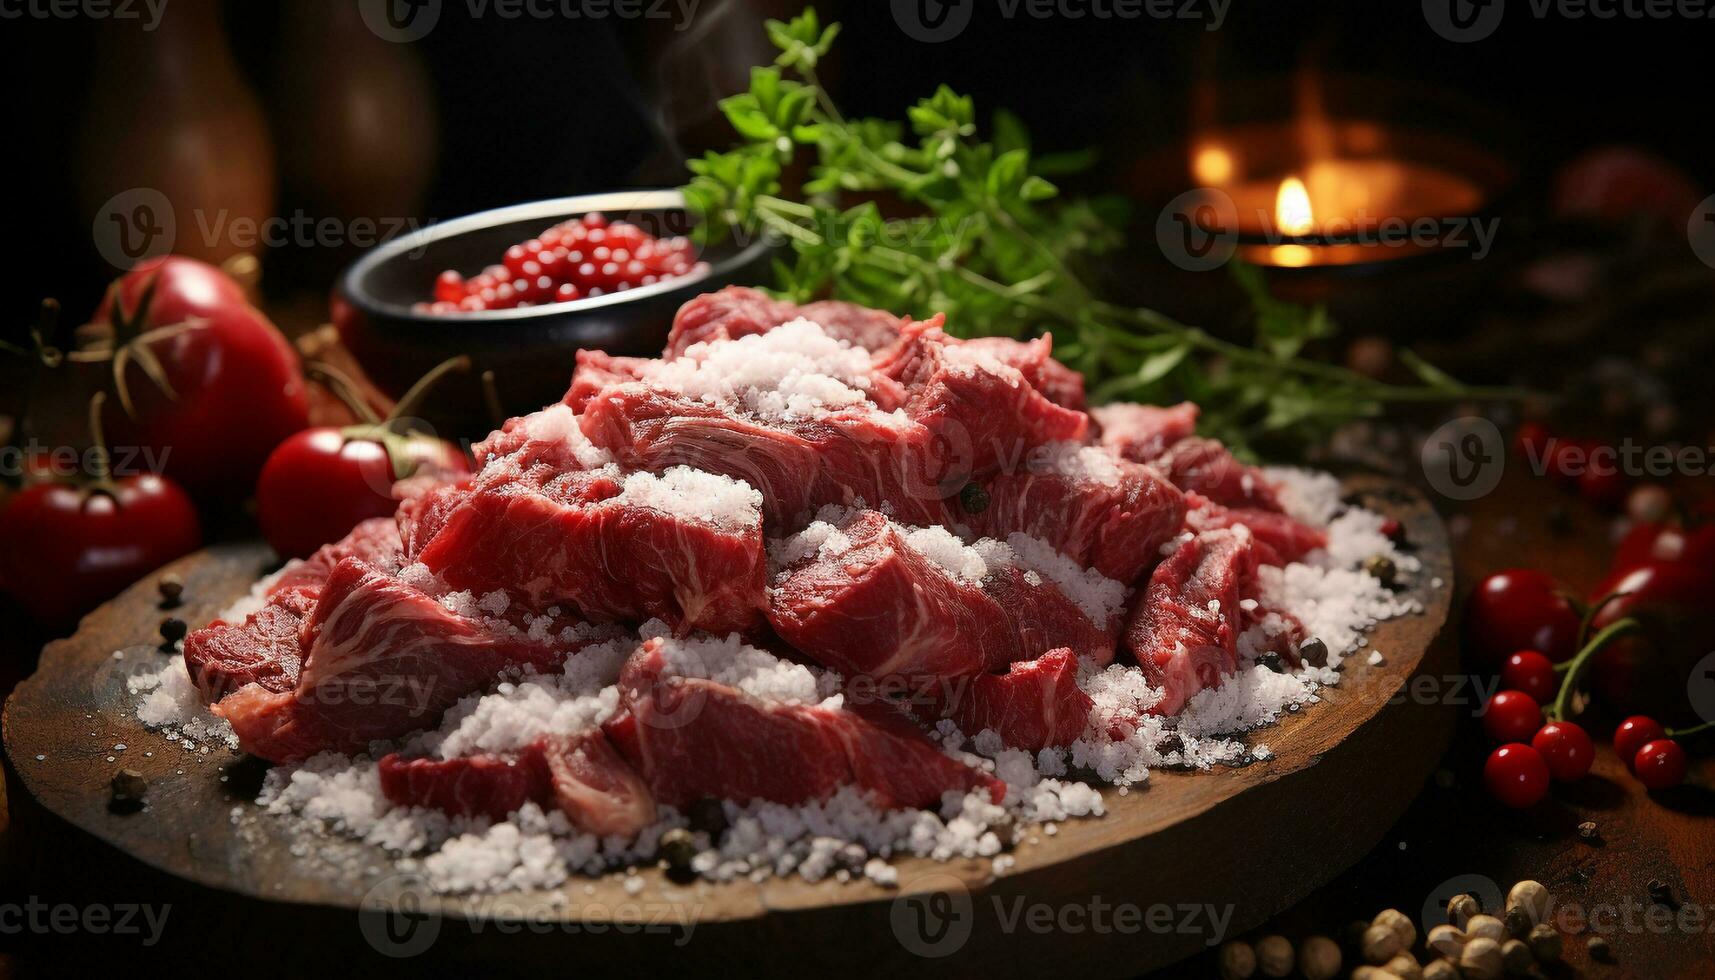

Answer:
[2,473,1453,977]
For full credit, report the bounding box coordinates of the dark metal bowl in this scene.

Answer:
[335,189,771,438]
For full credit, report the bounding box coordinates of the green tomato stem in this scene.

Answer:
[1548,617,1642,722]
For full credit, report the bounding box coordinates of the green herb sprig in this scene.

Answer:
[682,9,1518,454]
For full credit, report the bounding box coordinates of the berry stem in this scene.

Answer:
[1548,617,1641,721]
[385,355,472,429]
[1665,720,1715,739]
[305,361,383,426]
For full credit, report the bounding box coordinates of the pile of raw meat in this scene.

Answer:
[183,287,1344,843]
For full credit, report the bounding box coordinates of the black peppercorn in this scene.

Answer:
[111,769,147,803]
[959,482,990,515]
[157,573,185,609]
[159,617,188,651]
[1299,637,1329,667]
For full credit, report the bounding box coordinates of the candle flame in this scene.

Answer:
[1276,176,1314,236]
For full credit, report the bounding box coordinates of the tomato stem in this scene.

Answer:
[86,390,113,489]
[1577,590,1623,649]
[386,355,472,430]
[305,361,383,426]
[480,370,505,429]
[1548,617,1641,722]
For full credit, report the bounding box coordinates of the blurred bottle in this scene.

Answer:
[75,0,276,269]
[272,0,438,274]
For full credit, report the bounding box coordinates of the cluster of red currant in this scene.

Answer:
[415,213,708,314]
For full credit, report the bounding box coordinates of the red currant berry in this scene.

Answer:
[434,270,464,303]
[1485,743,1550,808]
[1500,651,1558,704]
[1532,721,1594,781]
[1614,716,1665,770]
[1632,740,1687,790]
[1482,690,1543,744]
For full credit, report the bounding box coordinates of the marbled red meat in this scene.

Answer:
[767,509,1117,681]
[918,648,1093,752]
[214,558,594,762]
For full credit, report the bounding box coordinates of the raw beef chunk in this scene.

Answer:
[1124,529,1266,716]
[410,462,769,635]
[664,286,905,357]
[767,510,1119,681]
[1092,401,1200,463]
[1154,437,1284,512]
[601,636,1004,809]
[872,318,1089,476]
[214,558,593,762]
[378,729,656,836]
[187,517,403,703]
[1184,492,1326,563]
[960,335,1086,410]
[963,443,1187,585]
[916,648,1093,752]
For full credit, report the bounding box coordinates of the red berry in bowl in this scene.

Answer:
[1485,743,1550,808]
[1482,690,1544,744]
[1614,715,1665,770]
[1632,739,1687,790]
[1532,721,1594,781]
[1500,650,1558,704]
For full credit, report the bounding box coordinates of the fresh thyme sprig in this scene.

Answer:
[681,9,1519,454]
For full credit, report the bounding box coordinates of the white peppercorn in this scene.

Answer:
[1460,937,1504,980]
[1255,934,1293,978]
[1374,908,1417,949]
[1364,924,1404,964]
[1506,880,1550,925]
[1298,935,1341,980]
[1427,924,1468,959]
[1466,914,1505,942]
[1217,940,1256,980]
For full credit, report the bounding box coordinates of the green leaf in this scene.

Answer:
[1399,348,1460,389]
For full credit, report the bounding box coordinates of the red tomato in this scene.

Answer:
[256,426,468,559]
[1481,690,1544,744]
[1587,562,1715,715]
[1465,569,1581,664]
[1484,743,1550,809]
[1632,740,1688,790]
[1612,521,1715,577]
[0,476,201,628]
[1500,650,1559,704]
[1613,715,1665,771]
[89,257,310,499]
[1531,721,1594,782]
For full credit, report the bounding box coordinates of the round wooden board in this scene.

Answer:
[4,473,1454,977]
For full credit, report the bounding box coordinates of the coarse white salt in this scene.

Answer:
[767,511,856,572]
[1001,531,1128,624]
[612,465,762,530]
[1368,650,1385,666]
[1024,441,1124,487]
[128,657,240,749]
[644,622,839,707]
[642,318,877,422]
[903,523,995,584]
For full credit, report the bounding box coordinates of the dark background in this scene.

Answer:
[3,0,1711,328]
